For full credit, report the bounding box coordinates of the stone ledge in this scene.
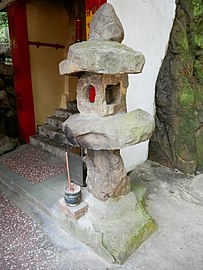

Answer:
[56,183,157,264]
[59,41,145,75]
[86,183,157,264]
[63,109,155,150]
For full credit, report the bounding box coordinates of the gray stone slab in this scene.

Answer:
[30,134,66,158]
[63,109,154,150]
[42,173,67,196]
[59,41,145,75]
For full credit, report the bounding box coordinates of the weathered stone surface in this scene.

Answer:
[63,109,154,150]
[86,182,157,263]
[59,41,145,75]
[0,90,9,109]
[195,127,203,172]
[6,86,15,97]
[0,63,13,76]
[88,3,124,43]
[85,149,130,201]
[0,59,17,138]
[76,73,128,116]
[0,134,18,155]
[149,1,203,174]
[0,78,4,90]
[0,90,7,101]
[59,0,152,225]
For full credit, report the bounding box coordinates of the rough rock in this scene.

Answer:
[59,41,145,75]
[85,149,130,201]
[88,3,124,43]
[0,59,17,138]
[0,90,7,101]
[0,90,9,109]
[0,63,13,76]
[149,1,203,174]
[0,78,4,90]
[0,134,18,155]
[6,86,15,97]
[63,109,155,150]
[86,181,157,263]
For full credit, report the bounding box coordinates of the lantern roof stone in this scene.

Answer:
[59,41,145,75]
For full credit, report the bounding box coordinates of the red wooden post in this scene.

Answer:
[7,0,36,143]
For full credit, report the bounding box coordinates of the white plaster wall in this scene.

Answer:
[107,0,176,171]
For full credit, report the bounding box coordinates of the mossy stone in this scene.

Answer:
[149,0,203,174]
[100,183,157,264]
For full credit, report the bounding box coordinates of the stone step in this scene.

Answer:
[30,134,66,159]
[30,134,87,186]
[46,116,66,129]
[38,124,67,144]
[30,134,83,159]
[54,108,77,119]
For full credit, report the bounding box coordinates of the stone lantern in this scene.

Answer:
[59,3,156,264]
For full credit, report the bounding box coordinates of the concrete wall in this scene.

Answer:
[107,0,176,171]
[26,0,72,126]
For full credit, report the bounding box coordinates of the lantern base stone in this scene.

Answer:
[58,181,157,264]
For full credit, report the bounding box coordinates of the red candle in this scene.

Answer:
[76,18,82,42]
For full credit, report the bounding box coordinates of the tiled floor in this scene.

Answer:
[0,145,66,184]
[0,191,108,270]
[0,191,74,270]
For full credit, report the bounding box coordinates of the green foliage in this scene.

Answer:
[192,0,203,17]
[0,12,9,43]
[194,59,203,83]
[0,12,8,26]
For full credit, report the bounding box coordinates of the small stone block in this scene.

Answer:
[58,197,88,220]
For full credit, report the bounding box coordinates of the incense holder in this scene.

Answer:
[64,184,82,206]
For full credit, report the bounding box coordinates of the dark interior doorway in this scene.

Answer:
[0,10,20,154]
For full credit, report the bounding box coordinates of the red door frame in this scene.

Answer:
[7,0,36,143]
[5,0,106,143]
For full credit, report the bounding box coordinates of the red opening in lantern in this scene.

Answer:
[89,86,96,103]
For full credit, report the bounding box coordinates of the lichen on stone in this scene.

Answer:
[149,0,203,174]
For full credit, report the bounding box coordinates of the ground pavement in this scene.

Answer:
[0,145,203,270]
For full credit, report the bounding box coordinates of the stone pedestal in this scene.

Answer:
[58,182,157,264]
[85,149,130,201]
